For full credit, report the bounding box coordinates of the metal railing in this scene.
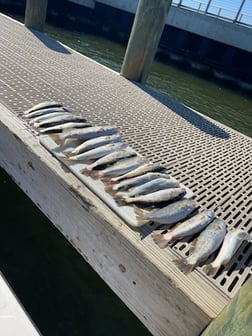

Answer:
[172,0,252,27]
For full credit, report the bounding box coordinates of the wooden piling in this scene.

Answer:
[201,278,252,336]
[25,0,48,32]
[120,0,172,83]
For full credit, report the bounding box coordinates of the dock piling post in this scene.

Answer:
[201,278,252,336]
[25,0,48,32]
[120,0,172,83]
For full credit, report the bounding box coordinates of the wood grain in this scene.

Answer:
[0,104,229,336]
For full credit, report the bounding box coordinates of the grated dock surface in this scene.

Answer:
[0,14,251,299]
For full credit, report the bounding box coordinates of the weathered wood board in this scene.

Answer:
[0,104,229,336]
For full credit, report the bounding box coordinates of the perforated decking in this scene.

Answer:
[0,14,251,300]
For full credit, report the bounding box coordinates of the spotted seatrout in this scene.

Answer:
[173,218,226,275]
[67,142,127,162]
[152,210,215,249]
[116,177,180,197]
[203,228,250,276]
[55,125,119,145]
[110,162,165,183]
[34,114,86,129]
[121,187,185,205]
[71,134,121,155]
[24,101,62,114]
[82,147,137,174]
[136,198,197,226]
[108,172,171,193]
[92,156,149,180]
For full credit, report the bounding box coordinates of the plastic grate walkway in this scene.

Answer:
[0,14,251,299]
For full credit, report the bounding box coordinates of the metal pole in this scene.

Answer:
[25,0,48,32]
[205,0,212,13]
[234,0,246,22]
[120,0,172,83]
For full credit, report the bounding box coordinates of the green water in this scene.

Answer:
[45,24,252,138]
[0,12,252,336]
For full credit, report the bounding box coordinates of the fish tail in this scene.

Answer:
[85,170,101,180]
[202,264,218,277]
[104,185,118,196]
[134,206,149,226]
[173,258,195,275]
[114,198,128,206]
[80,167,93,176]
[152,233,169,249]
[50,134,65,147]
[61,156,75,163]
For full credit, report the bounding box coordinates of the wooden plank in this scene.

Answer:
[201,278,252,336]
[120,0,172,83]
[25,0,48,32]
[0,104,230,336]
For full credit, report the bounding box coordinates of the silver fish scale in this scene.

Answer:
[0,14,251,298]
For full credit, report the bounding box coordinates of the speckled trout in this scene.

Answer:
[71,134,121,155]
[108,172,171,192]
[82,147,137,174]
[116,177,180,197]
[152,210,215,249]
[136,198,197,226]
[173,218,226,275]
[55,125,119,145]
[93,156,149,180]
[34,114,86,129]
[24,101,63,114]
[203,228,250,276]
[121,187,185,205]
[67,142,126,161]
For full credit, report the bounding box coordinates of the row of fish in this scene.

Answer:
[23,101,251,277]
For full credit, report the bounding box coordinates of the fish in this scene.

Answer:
[202,228,250,277]
[121,187,185,205]
[135,198,197,226]
[39,122,91,134]
[173,218,226,275]
[24,106,69,119]
[71,134,122,155]
[116,177,180,197]
[152,210,215,249]
[29,112,72,125]
[66,142,127,162]
[82,147,137,174]
[93,156,149,180]
[109,162,166,183]
[33,115,87,129]
[107,172,171,193]
[24,101,63,114]
[55,125,119,145]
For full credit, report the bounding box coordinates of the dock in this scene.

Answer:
[0,13,251,336]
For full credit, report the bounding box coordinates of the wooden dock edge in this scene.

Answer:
[0,103,229,336]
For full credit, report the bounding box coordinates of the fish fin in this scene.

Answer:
[134,206,149,226]
[202,264,218,277]
[152,233,169,249]
[173,258,195,275]
[188,238,198,255]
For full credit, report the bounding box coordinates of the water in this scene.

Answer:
[1,11,252,336]
[45,24,252,138]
